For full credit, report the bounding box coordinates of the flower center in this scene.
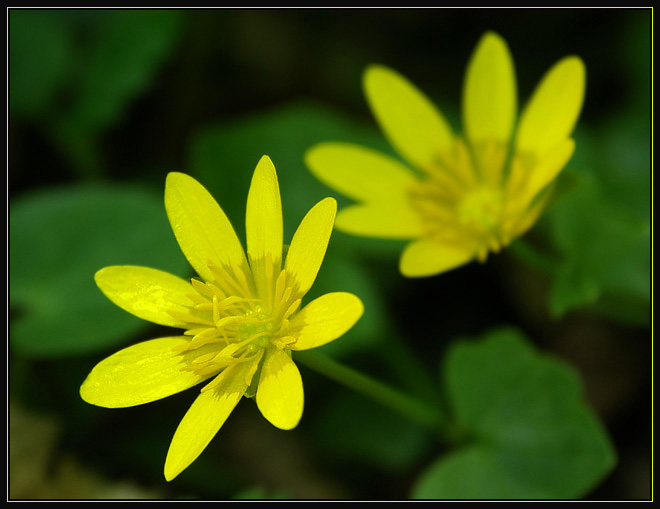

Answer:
[240,308,276,353]
[457,186,503,235]
[409,138,511,261]
[169,262,301,386]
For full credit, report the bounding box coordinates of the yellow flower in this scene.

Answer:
[80,156,364,481]
[306,32,586,277]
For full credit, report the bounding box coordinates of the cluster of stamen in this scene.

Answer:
[408,138,512,262]
[168,260,301,391]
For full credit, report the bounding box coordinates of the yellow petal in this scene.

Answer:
[306,143,422,238]
[288,292,364,351]
[463,31,517,147]
[95,265,194,328]
[165,172,248,283]
[515,56,586,162]
[306,142,418,203]
[363,64,454,173]
[246,155,283,271]
[335,202,422,239]
[305,142,422,238]
[510,187,554,239]
[256,347,303,430]
[164,362,249,481]
[79,336,210,408]
[399,238,475,277]
[284,197,336,296]
[516,138,576,210]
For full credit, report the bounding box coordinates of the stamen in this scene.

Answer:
[212,296,221,324]
[207,260,253,300]
[215,315,246,330]
[409,136,512,261]
[230,259,254,297]
[186,293,208,305]
[191,278,215,298]
[167,309,215,327]
[184,327,207,336]
[283,299,301,321]
[192,351,220,365]
[273,270,287,306]
[193,302,213,312]
[171,253,302,396]
[272,335,296,349]
[187,328,226,349]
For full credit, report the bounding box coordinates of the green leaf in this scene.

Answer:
[546,170,650,324]
[9,11,74,118]
[63,11,184,134]
[10,184,189,358]
[10,11,184,178]
[412,328,616,499]
[538,15,650,324]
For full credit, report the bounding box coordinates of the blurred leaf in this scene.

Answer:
[9,11,74,118]
[545,168,650,324]
[10,184,189,358]
[10,10,184,177]
[538,13,650,325]
[412,328,616,499]
[63,11,184,134]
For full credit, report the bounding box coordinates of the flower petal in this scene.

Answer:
[510,188,554,240]
[515,56,586,163]
[363,64,454,173]
[306,143,422,238]
[95,265,194,328]
[79,336,210,408]
[336,203,422,239]
[256,347,304,430]
[164,362,250,481]
[246,155,283,271]
[165,172,248,283]
[399,238,475,277]
[306,142,418,203]
[515,138,576,210]
[284,197,336,296]
[288,292,364,351]
[463,31,517,148]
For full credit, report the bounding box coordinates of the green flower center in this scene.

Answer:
[240,309,276,353]
[457,186,503,234]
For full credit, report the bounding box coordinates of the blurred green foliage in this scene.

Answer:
[10,10,183,177]
[8,7,650,501]
[413,328,616,499]
[545,170,650,323]
[9,184,189,357]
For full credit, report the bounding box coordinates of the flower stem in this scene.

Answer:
[294,350,451,439]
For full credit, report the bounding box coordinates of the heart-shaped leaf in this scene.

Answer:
[412,328,616,499]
